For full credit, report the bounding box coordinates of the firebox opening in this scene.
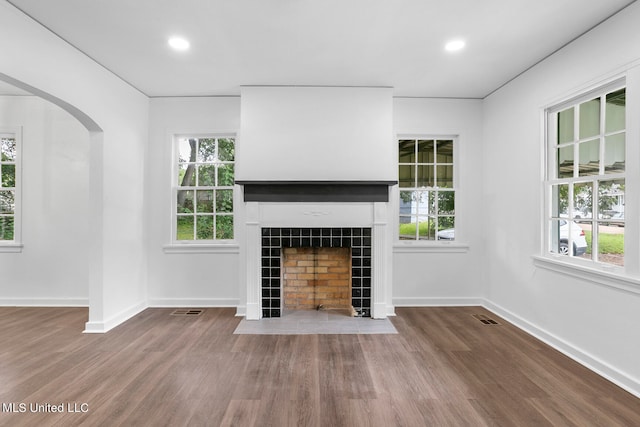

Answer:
[282,247,354,317]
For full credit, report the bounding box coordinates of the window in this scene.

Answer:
[398,138,455,240]
[1,131,19,242]
[546,83,625,266]
[174,136,235,241]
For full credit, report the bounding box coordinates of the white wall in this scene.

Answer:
[238,86,395,181]
[0,96,89,304]
[146,97,241,307]
[483,2,640,395]
[0,2,149,332]
[392,98,485,306]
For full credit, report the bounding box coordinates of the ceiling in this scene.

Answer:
[4,0,637,98]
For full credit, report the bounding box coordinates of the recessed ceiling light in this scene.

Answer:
[168,36,190,51]
[445,39,466,52]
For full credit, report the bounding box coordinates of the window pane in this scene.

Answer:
[436,140,454,163]
[0,191,14,214]
[557,145,574,178]
[216,215,234,239]
[398,165,414,187]
[196,215,214,239]
[217,164,234,186]
[1,164,15,188]
[597,223,623,266]
[551,184,568,218]
[399,191,416,217]
[0,216,14,240]
[435,165,453,188]
[575,220,592,260]
[177,190,194,213]
[218,138,235,161]
[604,133,625,174]
[196,190,214,213]
[176,216,194,240]
[178,163,195,186]
[579,98,600,139]
[605,89,625,133]
[427,191,436,216]
[417,140,434,163]
[557,107,574,144]
[578,138,599,176]
[178,139,195,163]
[197,165,215,186]
[438,216,454,231]
[398,215,417,240]
[1,138,16,161]
[597,179,624,220]
[216,189,233,213]
[398,140,415,163]
[197,138,216,162]
[438,191,455,215]
[417,165,434,187]
[417,216,434,240]
[572,182,592,219]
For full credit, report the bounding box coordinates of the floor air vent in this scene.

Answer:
[170,309,204,316]
[472,314,500,325]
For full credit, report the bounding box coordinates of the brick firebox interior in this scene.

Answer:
[282,247,351,311]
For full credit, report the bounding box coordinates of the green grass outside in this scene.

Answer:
[584,231,624,254]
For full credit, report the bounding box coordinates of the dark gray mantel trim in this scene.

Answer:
[236,181,397,203]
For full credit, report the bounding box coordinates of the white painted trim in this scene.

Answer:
[147,298,239,307]
[483,299,640,399]
[235,305,246,317]
[393,242,470,253]
[532,255,640,296]
[162,243,240,254]
[0,298,88,306]
[393,297,484,306]
[83,300,147,334]
[0,243,23,253]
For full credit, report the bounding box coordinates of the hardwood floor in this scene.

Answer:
[0,306,638,426]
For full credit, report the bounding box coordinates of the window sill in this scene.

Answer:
[532,255,640,296]
[0,243,23,253]
[393,241,470,253]
[163,242,240,254]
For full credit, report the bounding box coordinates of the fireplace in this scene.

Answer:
[261,227,372,318]
[239,181,394,321]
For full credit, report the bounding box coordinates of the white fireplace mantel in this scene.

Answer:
[241,201,394,320]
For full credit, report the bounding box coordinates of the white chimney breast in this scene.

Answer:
[237,86,394,182]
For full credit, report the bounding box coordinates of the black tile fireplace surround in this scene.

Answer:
[261,227,372,318]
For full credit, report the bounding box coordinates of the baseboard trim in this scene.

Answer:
[0,298,89,307]
[84,300,147,334]
[147,298,239,307]
[482,299,640,399]
[393,297,484,307]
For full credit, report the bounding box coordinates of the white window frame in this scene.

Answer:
[394,135,466,252]
[167,134,238,252]
[543,78,628,271]
[0,127,22,252]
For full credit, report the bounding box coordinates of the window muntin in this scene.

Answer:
[174,136,235,241]
[399,138,455,241]
[547,85,625,266]
[0,134,17,241]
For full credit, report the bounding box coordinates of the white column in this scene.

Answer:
[372,201,392,318]
[245,202,262,319]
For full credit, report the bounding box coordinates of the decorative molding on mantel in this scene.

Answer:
[236,180,397,203]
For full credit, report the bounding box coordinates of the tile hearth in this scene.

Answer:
[233,309,398,335]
